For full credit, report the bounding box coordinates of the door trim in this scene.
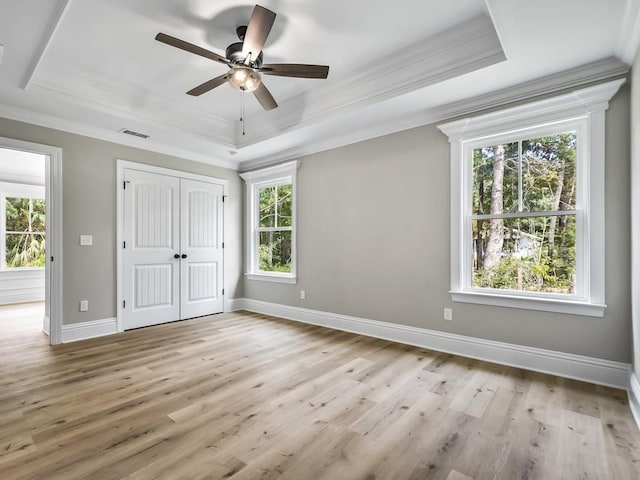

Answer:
[0,136,63,345]
[116,160,228,333]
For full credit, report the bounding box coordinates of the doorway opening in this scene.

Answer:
[0,137,62,345]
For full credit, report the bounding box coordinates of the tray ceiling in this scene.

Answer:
[0,0,637,170]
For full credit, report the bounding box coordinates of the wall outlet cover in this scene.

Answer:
[80,235,93,246]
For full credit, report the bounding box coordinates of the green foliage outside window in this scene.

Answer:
[5,197,46,268]
[471,133,576,294]
[258,184,292,273]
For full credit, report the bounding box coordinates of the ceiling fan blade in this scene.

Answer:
[186,74,229,96]
[261,63,330,79]
[242,5,276,61]
[253,82,278,110]
[155,33,229,65]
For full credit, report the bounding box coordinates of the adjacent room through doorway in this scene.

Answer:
[0,147,47,341]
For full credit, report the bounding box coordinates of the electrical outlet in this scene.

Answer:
[444,307,452,321]
[300,290,306,300]
[80,300,89,312]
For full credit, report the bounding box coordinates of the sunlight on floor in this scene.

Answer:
[0,301,47,346]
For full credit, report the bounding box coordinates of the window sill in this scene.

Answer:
[246,273,297,284]
[450,291,606,317]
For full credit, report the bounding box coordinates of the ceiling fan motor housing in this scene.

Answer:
[225,41,263,68]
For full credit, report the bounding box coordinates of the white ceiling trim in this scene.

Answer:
[429,57,628,121]
[437,79,625,140]
[483,0,513,59]
[29,75,235,147]
[617,0,640,63]
[0,102,237,170]
[239,14,506,148]
[21,0,72,89]
[238,57,628,171]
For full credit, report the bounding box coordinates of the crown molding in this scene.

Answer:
[29,71,235,146]
[484,0,513,59]
[617,0,640,63]
[22,0,72,89]
[438,79,625,140]
[0,102,238,170]
[239,160,299,179]
[238,57,628,170]
[238,14,506,148]
[428,57,628,122]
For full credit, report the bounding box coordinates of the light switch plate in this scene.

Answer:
[80,235,93,246]
[80,300,88,312]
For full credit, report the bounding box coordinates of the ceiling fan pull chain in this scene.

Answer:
[241,91,246,136]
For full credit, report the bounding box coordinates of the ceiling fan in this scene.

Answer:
[155,4,330,111]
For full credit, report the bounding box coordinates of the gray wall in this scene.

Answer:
[0,117,243,326]
[244,85,632,363]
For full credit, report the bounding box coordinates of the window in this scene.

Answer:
[0,183,46,270]
[470,130,578,294]
[5,197,46,268]
[438,79,624,317]
[240,161,298,283]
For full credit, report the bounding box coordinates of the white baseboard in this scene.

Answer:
[62,317,118,343]
[43,315,50,335]
[629,372,640,429]
[233,298,630,390]
[226,298,244,313]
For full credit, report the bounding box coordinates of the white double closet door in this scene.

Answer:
[122,169,224,330]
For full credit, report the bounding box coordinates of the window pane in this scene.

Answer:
[471,215,576,294]
[6,197,29,232]
[472,143,519,215]
[522,133,576,212]
[259,186,276,228]
[5,197,46,233]
[276,184,292,227]
[259,230,292,273]
[6,233,46,268]
[31,199,46,232]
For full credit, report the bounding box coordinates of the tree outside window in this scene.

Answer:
[471,134,576,294]
[258,184,292,273]
[5,197,46,268]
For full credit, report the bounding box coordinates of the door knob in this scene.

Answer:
[181,254,188,259]
[174,254,180,259]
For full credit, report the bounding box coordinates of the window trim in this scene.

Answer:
[240,161,299,284]
[0,182,45,272]
[438,79,625,317]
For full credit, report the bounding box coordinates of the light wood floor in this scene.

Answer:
[1,308,639,479]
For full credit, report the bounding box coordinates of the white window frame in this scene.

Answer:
[0,182,45,272]
[438,79,625,317]
[240,161,299,284]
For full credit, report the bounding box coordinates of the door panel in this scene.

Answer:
[180,178,224,318]
[123,169,180,329]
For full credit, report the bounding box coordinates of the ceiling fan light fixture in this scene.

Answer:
[227,67,261,92]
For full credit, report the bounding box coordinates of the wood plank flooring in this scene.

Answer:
[1,308,639,479]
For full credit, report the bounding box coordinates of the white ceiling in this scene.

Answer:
[0,0,638,171]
